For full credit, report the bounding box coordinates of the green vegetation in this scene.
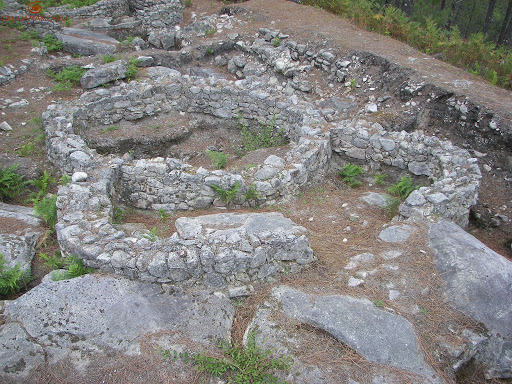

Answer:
[184,0,192,7]
[238,115,287,153]
[339,162,364,187]
[158,209,170,221]
[119,36,135,48]
[205,46,214,55]
[0,254,31,298]
[387,176,418,199]
[51,255,94,281]
[205,27,216,36]
[47,65,87,91]
[59,174,71,186]
[163,331,291,384]
[0,165,25,201]
[40,251,65,270]
[18,0,101,11]
[373,299,385,308]
[272,37,281,47]
[42,34,64,52]
[210,182,240,204]
[303,0,512,90]
[20,30,40,41]
[102,54,118,64]
[112,206,126,224]
[373,173,388,185]
[143,226,158,242]
[33,194,58,232]
[244,184,260,201]
[382,196,401,216]
[125,57,140,80]
[206,150,229,169]
[27,170,56,202]
[101,125,119,133]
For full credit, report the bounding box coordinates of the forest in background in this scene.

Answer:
[304,0,512,90]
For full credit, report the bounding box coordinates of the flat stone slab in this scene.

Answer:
[272,286,441,383]
[0,274,234,382]
[55,28,119,55]
[378,224,415,243]
[80,60,127,89]
[360,192,389,207]
[429,220,512,378]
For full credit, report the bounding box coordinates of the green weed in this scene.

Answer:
[210,182,240,204]
[143,226,158,242]
[373,299,384,308]
[243,184,260,201]
[52,255,94,281]
[0,253,31,298]
[42,34,63,52]
[33,194,58,231]
[125,58,140,80]
[164,331,291,383]
[272,37,281,47]
[382,196,401,216]
[238,114,287,153]
[39,251,65,270]
[387,176,418,199]
[374,173,388,185]
[206,150,228,169]
[339,163,364,187]
[0,165,26,201]
[158,209,170,221]
[27,170,56,202]
[102,54,118,64]
[184,0,192,7]
[112,206,125,224]
[59,174,71,185]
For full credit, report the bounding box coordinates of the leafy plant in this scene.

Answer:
[33,194,58,231]
[20,30,40,41]
[158,209,170,221]
[184,0,192,7]
[40,251,65,270]
[374,173,387,185]
[238,114,287,152]
[0,253,31,298]
[143,226,158,242]
[373,299,384,308]
[47,65,87,91]
[102,54,118,64]
[206,150,228,169]
[164,331,291,383]
[59,174,71,185]
[0,164,26,201]
[272,37,281,47]
[382,196,401,216]
[112,206,125,224]
[125,57,140,80]
[28,170,56,202]
[42,34,63,52]
[205,46,214,55]
[210,182,240,204]
[205,27,216,36]
[52,255,94,281]
[339,163,364,187]
[101,125,119,133]
[387,176,418,199]
[244,184,260,201]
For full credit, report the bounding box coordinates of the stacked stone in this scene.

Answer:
[330,119,481,227]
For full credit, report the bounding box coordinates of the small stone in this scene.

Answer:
[389,290,400,301]
[378,225,415,243]
[71,172,88,182]
[0,121,12,131]
[365,102,378,113]
[483,164,492,172]
[348,277,364,287]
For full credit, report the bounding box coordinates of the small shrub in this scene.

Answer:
[205,27,216,36]
[163,331,291,383]
[373,299,384,308]
[210,182,240,204]
[64,18,71,27]
[125,57,140,80]
[0,253,31,298]
[158,209,170,221]
[33,194,58,231]
[28,170,56,202]
[143,226,158,242]
[374,173,387,185]
[112,206,125,224]
[52,255,94,281]
[20,30,40,41]
[40,251,65,270]
[244,184,259,201]
[238,115,286,152]
[339,163,364,188]
[0,165,26,201]
[184,0,192,7]
[101,125,119,133]
[42,34,63,52]
[206,150,228,169]
[387,176,418,199]
[59,174,71,185]
[48,65,87,91]
[272,37,281,47]
[205,46,214,55]
[102,54,118,64]
[382,196,401,216]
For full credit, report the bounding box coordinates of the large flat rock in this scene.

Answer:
[429,220,512,378]
[0,274,234,382]
[55,28,119,55]
[272,286,442,383]
[80,60,127,89]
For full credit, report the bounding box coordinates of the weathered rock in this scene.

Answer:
[55,28,119,55]
[0,274,234,381]
[360,192,389,207]
[0,121,12,131]
[71,171,88,182]
[378,224,415,243]
[272,286,442,383]
[80,60,127,89]
[147,66,181,80]
[429,220,512,378]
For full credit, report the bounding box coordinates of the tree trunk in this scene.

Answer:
[440,0,446,11]
[447,0,462,30]
[497,0,512,45]
[401,0,414,16]
[505,12,512,46]
[395,0,401,9]
[483,0,497,34]
[465,0,478,38]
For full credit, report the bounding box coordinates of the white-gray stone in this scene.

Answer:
[378,224,416,243]
[71,172,88,182]
[0,121,12,131]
